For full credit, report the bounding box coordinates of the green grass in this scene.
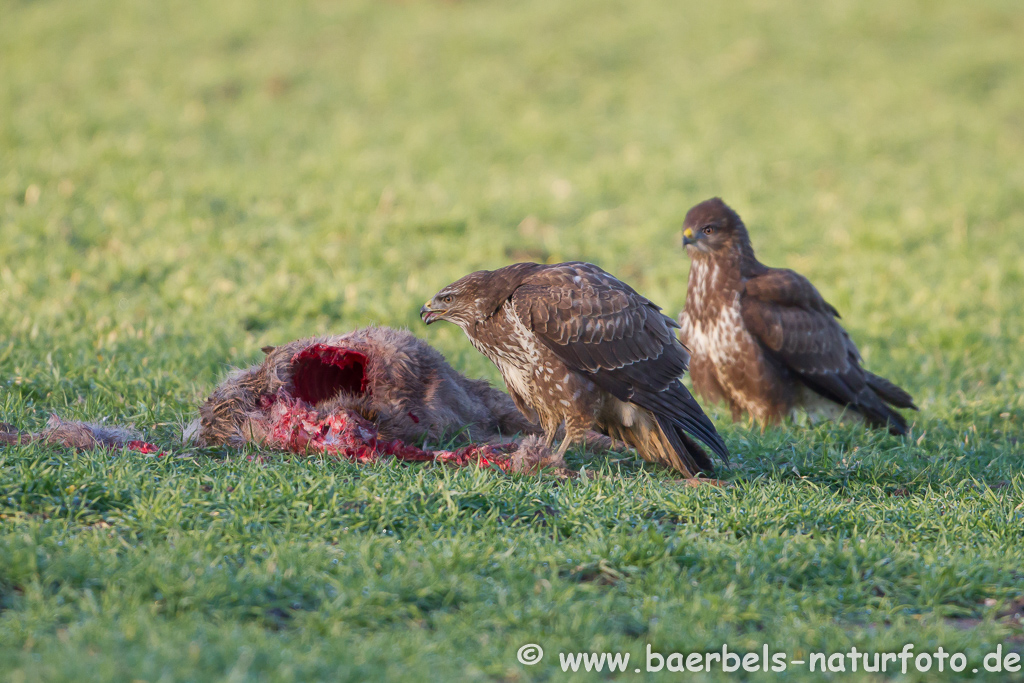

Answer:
[2,0,1023,680]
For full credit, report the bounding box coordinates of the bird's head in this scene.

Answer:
[420,271,491,328]
[681,197,749,257]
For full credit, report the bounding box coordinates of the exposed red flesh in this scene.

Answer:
[290,345,369,404]
[261,394,515,469]
[127,440,164,456]
[100,342,519,469]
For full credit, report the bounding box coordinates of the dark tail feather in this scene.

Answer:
[863,371,916,435]
[865,371,917,410]
[798,371,913,437]
[854,395,909,436]
[633,381,730,464]
[879,407,909,436]
[653,413,715,474]
[604,410,710,477]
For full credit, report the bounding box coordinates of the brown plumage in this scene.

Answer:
[678,198,917,434]
[420,262,729,477]
[191,325,537,447]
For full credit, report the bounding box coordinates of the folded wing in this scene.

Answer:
[512,262,729,462]
[740,268,916,434]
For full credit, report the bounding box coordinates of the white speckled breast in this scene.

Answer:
[681,259,763,412]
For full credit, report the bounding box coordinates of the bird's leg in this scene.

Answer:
[540,415,560,450]
[555,416,590,460]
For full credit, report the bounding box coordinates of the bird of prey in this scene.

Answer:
[420,261,729,477]
[677,198,917,434]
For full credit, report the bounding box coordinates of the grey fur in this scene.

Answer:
[0,415,141,449]
[193,326,539,447]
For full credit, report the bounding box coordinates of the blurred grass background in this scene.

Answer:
[3,0,1022,424]
[1,0,1023,680]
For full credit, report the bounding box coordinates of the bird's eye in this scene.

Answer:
[442,295,453,304]
[702,226,714,235]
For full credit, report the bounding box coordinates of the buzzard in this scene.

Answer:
[678,198,917,434]
[420,262,730,477]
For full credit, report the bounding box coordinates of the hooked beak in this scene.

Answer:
[420,300,444,324]
[682,227,697,246]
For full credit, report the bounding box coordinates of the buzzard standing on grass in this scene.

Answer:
[420,262,729,477]
[678,197,917,434]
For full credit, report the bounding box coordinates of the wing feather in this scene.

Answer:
[512,262,728,461]
[741,267,914,434]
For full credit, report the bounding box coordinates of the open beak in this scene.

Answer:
[420,301,444,324]
[682,227,697,247]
